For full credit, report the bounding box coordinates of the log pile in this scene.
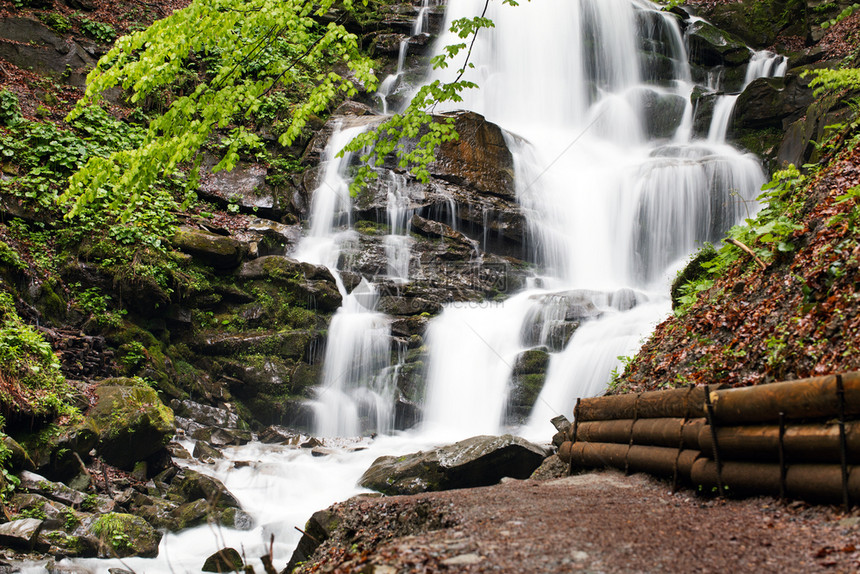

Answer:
[557,373,860,506]
[40,327,115,381]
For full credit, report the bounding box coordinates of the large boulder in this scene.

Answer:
[84,512,161,558]
[731,73,816,131]
[0,518,43,551]
[508,349,551,423]
[0,18,96,86]
[198,159,292,220]
[173,227,249,269]
[427,111,516,200]
[236,256,342,311]
[84,378,175,470]
[359,434,548,495]
[685,20,750,67]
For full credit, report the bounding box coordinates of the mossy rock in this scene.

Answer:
[686,20,750,67]
[84,378,174,470]
[173,227,249,269]
[166,469,240,508]
[88,512,161,558]
[671,244,719,310]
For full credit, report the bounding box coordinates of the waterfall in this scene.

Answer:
[707,50,789,143]
[416,0,768,438]
[377,0,433,113]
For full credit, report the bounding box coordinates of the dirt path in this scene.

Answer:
[294,470,860,573]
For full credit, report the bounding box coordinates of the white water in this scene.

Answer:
[59,2,788,572]
[377,0,433,113]
[708,50,789,143]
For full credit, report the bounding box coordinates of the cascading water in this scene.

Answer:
[708,50,789,143]
[377,0,433,113]
[415,0,770,439]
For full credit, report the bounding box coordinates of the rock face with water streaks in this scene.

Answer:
[359,434,549,495]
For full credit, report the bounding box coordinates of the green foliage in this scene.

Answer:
[0,107,145,214]
[820,3,860,28]
[19,507,47,520]
[77,17,117,44]
[0,90,23,127]
[0,240,26,272]
[38,13,72,34]
[0,291,76,419]
[73,285,127,328]
[674,166,806,315]
[804,68,860,96]
[65,0,377,223]
[92,513,132,552]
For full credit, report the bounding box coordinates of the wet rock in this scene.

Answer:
[83,513,161,558]
[171,399,240,429]
[258,426,301,445]
[239,218,302,256]
[191,426,252,446]
[172,227,249,269]
[167,469,240,509]
[219,507,254,530]
[202,547,244,572]
[11,493,72,530]
[192,330,318,361]
[0,518,43,550]
[359,434,548,495]
[192,440,223,462]
[731,73,815,132]
[3,436,36,472]
[427,111,516,200]
[84,378,174,471]
[286,509,341,572]
[17,471,84,508]
[198,159,291,220]
[530,454,569,480]
[508,349,550,423]
[640,90,687,139]
[378,295,442,316]
[685,20,750,67]
[236,256,342,311]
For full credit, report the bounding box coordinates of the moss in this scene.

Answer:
[91,512,161,557]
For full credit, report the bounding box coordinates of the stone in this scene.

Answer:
[192,330,318,361]
[192,440,223,462]
[731,73,815,131]
[202,547,244,572]
[198,159,290,220]
[236,256,342,311]
[167,469,240,508]
[172,227,249,269]
[286,509,341,573]
[685,20,750,67]
[83,512,161,558]
[640,90,687,139]
[258,426,301,445]
[359,434,548,495]
[530,454,570,480]
[3,436,36,472]
[171,399,240,428]
[0,18,96,86]
[427,111,516,200]
[0,518,43,550]
[84,378,175,471]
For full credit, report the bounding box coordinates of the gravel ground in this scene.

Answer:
[295,470,860,574]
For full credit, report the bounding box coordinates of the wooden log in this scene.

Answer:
[558,441,573,464]
[576,386,707,422]
[698,420,860,463]
[709,372,860,425]
[575,417,705,449]
[690,458,860,504]
[568,442,701,479]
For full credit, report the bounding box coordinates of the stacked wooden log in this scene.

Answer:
[557,373,860,505]
[40,327,115,381]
